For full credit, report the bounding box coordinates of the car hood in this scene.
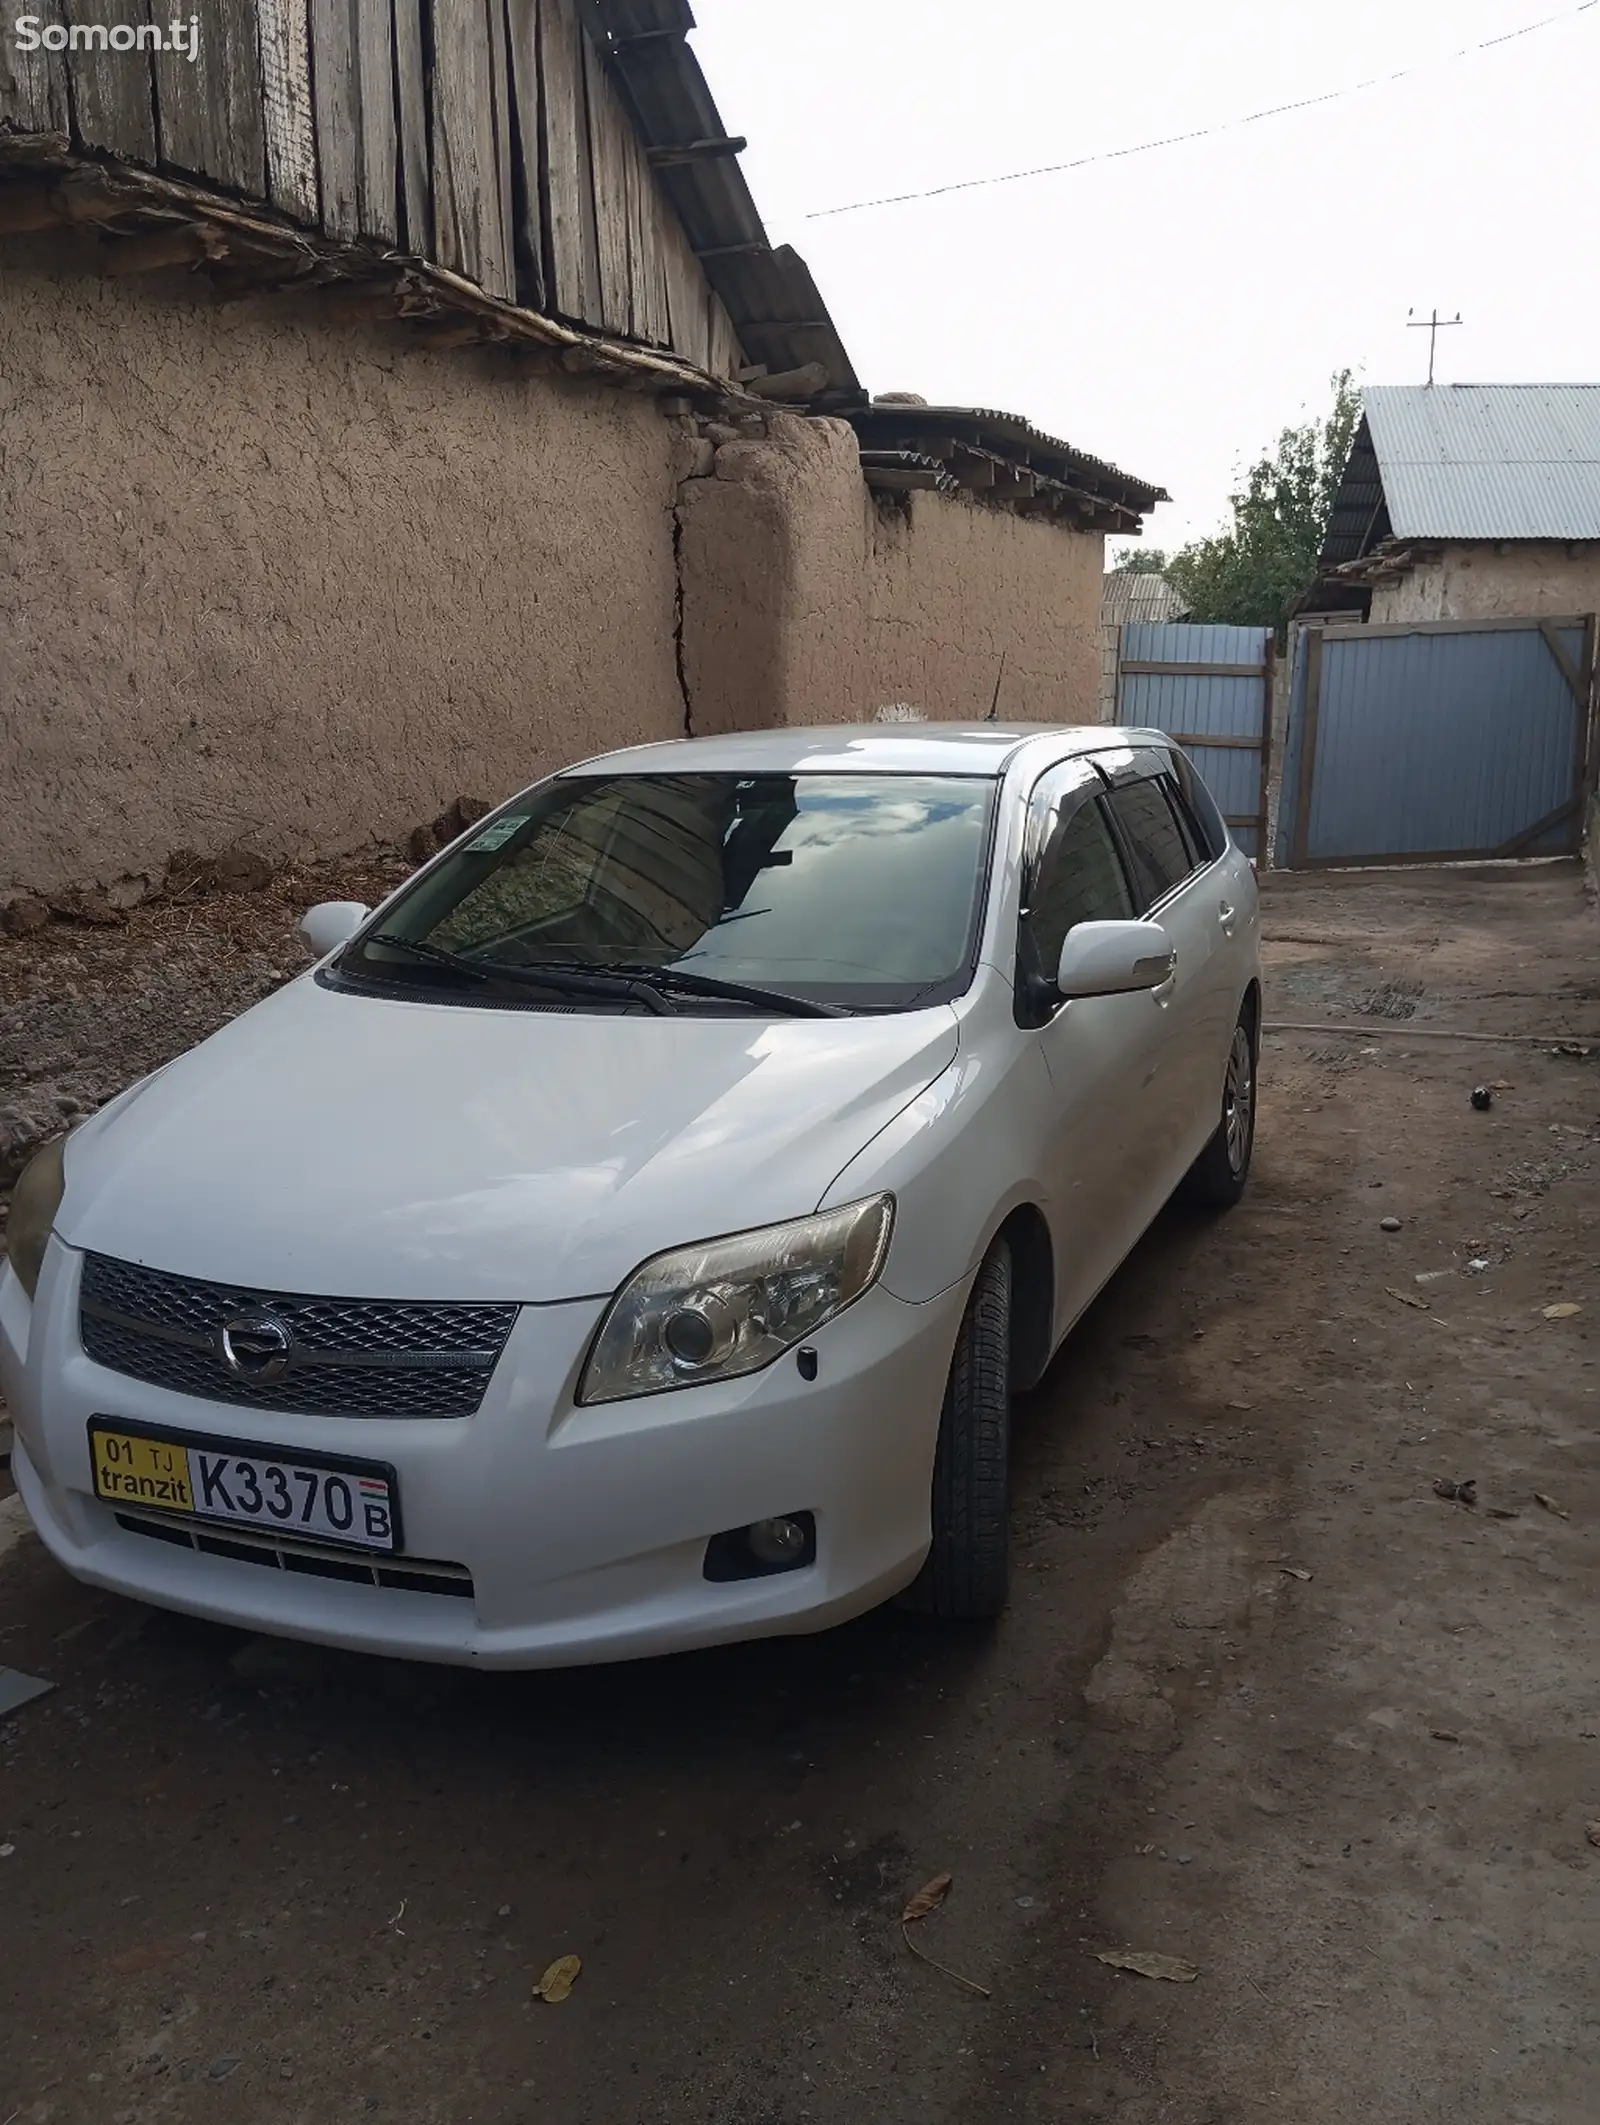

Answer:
[59,978,959,1301]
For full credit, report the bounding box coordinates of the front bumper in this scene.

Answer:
[0,1245,968,1668]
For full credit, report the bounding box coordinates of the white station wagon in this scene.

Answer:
[2,725,1259,1666]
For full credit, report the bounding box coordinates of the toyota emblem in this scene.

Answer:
[218,1307,294,1384]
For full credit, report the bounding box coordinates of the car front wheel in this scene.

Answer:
[1179,1005,1257,1209]
[901,1237,1013,1621]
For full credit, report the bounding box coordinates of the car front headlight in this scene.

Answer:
[579,1194,894,1405]
[7,1133,67,1300]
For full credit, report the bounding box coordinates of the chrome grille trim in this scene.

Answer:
[80,1254,517,1418]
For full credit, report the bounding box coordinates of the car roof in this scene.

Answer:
[564,723,1174,779]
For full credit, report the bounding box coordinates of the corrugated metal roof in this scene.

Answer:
[848,403,1167,523]
[1361,384,1600,541]
[1101,572,1190,625]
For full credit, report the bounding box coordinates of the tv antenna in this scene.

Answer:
[1406,307,1462,386]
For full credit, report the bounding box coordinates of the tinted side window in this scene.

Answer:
[1170,750,1229,860]
[1164,778,1210,868]
[1108,778,1198,911]
[1025,798,1135,973]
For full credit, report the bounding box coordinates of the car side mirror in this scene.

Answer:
[1055,920,1175,999]
[298,901,370,957]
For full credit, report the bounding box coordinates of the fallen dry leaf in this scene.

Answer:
[1534,1493,1570,1519]
[902,1873,953,1924]
[532,1954,581,2004]
[1096,1949,1199,1983]
[1541,1303,1581,1321]
[104,1940,187,1977]
[1585,1823,1600,1850]
[1280,1566,1313,1582]
[1430,1729,1461,1743]
[899,1873,990,1997]
[1387,1287,1430,1312]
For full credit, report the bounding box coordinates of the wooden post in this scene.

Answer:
[1289,626,1324,869]
[1257,633,1276,863]
[1578,612,1598,814]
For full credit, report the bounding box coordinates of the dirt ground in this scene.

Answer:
[1,857,1597,2125]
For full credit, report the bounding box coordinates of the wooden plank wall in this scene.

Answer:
[0,0,69,134]
[154,0,266,196]
[63,0,156,163]
[0,0,743,375]
[258,0,319,223]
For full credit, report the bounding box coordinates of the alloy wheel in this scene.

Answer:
[1224,1024,1255,1177]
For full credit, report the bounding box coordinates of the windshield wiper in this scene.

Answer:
[357,935,675,1011]
[566,961,849,1018]
[360,937,843,1017]
[362,933,491,978]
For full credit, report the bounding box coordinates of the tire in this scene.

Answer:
[901,1239,1013,1621]
[1178,1004,1258,1210]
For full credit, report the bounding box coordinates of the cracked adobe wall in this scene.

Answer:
[863,482,1105,722]
[3,250,1113,905]
[0,235,686,899]
[677,412,1105,731]
[1368,544,1600,624]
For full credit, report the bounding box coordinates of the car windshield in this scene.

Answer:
[338,770,998,1012]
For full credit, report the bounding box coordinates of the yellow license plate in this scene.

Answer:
[91,1428,194,1512]
[89,1421,402,1552]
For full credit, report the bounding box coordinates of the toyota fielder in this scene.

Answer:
[1,724,1260,1666]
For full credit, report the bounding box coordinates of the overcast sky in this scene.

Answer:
[688,0,1598,554]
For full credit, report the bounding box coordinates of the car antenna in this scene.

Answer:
[984,648,1007,723]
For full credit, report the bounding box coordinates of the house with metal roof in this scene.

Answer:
[0,0,1162,904]
[1313,384,1600,624]
[1095,570,1191,720]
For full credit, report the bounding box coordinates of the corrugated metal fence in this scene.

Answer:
[1115,624,1274,859]
[1275,616,1596,867]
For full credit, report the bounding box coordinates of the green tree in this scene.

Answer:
[1109,547,1170,575]
[1166,371,1360,632]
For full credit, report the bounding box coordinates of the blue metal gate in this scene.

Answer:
[1275,616,1595,867]
[1116,623,1273,860]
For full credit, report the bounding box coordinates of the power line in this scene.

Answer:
[806,0,1597,219]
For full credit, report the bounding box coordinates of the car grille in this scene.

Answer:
[79,1253,517,1418]
[114,1509,474,1597]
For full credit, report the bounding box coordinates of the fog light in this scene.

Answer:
[747,1516,807,1567]
[703,1511,817,1583]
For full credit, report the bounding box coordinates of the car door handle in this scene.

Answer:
[1218,900,1237,936]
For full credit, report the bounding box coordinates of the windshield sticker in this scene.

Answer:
[464,816,528,853]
